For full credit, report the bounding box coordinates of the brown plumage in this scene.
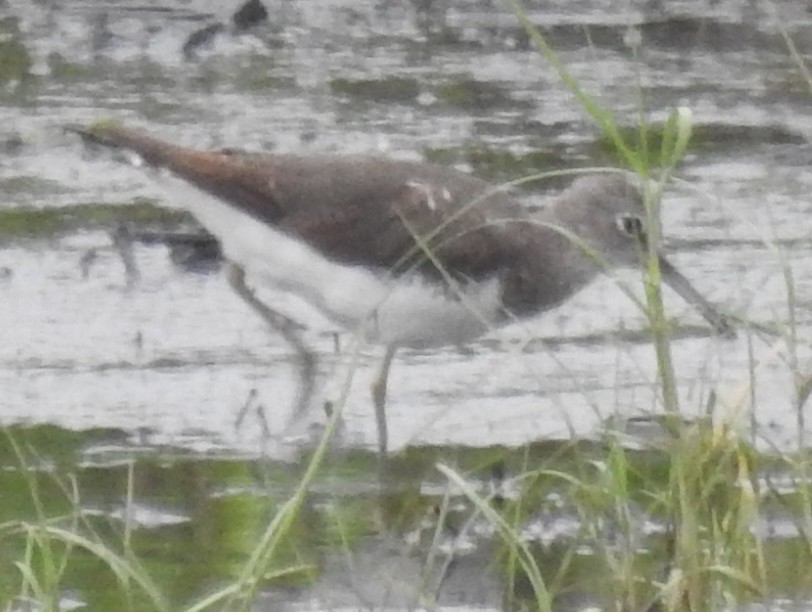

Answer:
[77,124,532,281]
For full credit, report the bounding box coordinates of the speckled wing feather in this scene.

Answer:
[75,123,528,280]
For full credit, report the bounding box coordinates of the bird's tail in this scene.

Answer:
[67,119,178,168]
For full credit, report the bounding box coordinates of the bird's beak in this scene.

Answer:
[657,254,734,337]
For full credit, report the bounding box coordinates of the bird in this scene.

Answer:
[71,121,733,455]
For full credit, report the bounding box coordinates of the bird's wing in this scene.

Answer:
[74,122,527,279]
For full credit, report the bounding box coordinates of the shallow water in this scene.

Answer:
[2,0,810,451]
[1,0,812,608]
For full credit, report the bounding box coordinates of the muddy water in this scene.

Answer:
[2,0,810,454]
[1,1,811,608]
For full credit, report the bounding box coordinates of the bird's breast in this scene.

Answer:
[158,171,504,349]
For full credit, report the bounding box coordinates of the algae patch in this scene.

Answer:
[0,200,191,242]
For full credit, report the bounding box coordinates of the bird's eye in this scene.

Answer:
[616,214,644,237]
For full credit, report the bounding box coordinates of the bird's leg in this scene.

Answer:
[111,224,140,287]
[371,346,397,456]
[225,263,317,423]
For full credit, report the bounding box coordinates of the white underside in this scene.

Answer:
[157,173,504,348]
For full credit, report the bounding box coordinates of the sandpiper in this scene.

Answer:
[72,121,732,454]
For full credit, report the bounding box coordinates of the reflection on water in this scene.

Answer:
[3,423,811,610]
